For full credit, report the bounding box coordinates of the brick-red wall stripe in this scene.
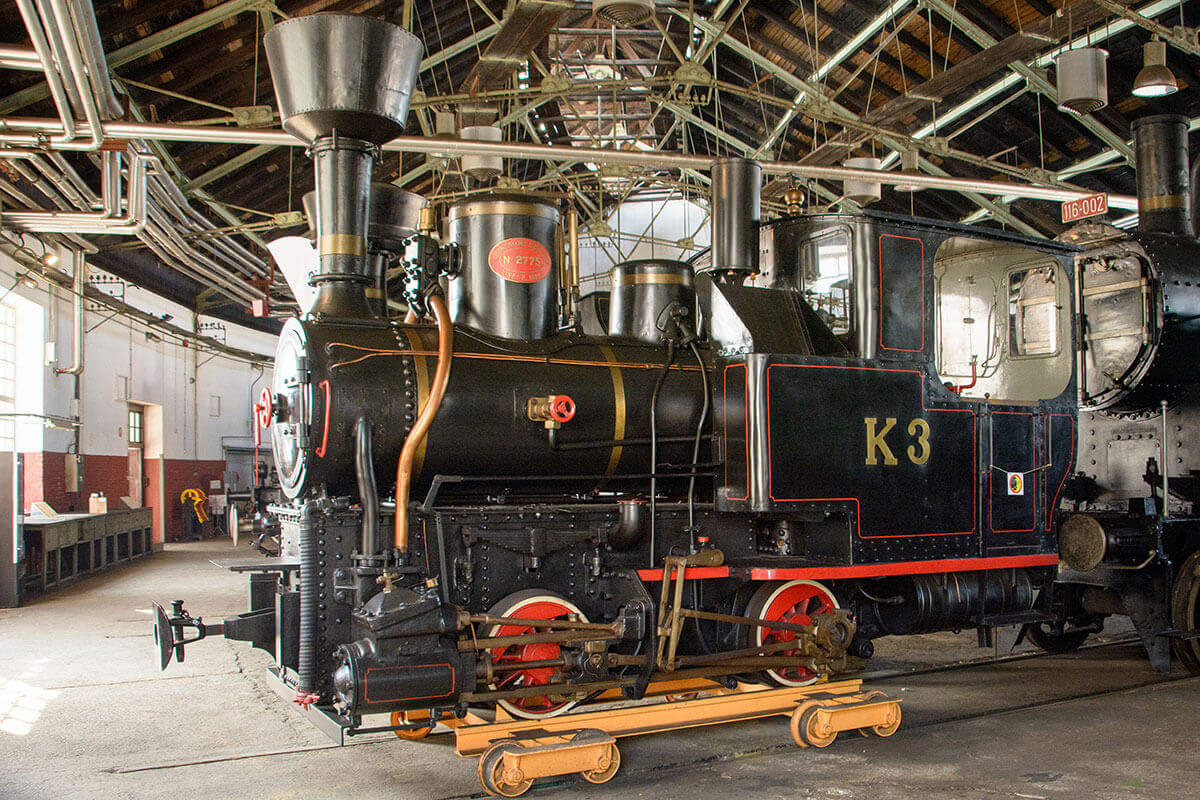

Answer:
[22,452,226,542]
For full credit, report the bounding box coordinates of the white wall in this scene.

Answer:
[0,245,275,467]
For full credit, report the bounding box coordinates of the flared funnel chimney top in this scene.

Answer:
[264,13,423,145]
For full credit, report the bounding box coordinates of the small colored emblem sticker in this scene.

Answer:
[1007,472,1024,496]
[488,238,552,283]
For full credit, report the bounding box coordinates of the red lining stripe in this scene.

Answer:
[635,566,732,581]
[635,554,1059,582]
[314,379,331,458]
[1046,413,1076,529]
[747,554,1058,580]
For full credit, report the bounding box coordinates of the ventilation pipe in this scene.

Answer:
[710,157,761,284]
[1132,114,1193,238]
[3,151,156,234]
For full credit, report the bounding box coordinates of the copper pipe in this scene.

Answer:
[567,207,579,318]
[403,309,419,324]
[395,293,452,552]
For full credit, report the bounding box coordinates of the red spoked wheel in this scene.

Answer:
[745,579,840,687]
[486,590,588,720]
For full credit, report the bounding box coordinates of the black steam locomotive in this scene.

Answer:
[154,14,1200,733]
[1035,114,1200,674]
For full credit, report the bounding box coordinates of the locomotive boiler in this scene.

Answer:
[153,12,1200,740]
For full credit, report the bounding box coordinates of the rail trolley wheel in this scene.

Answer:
[390,709,435,740]
[478,743,532,797]
[790,705,837,748]
[861,692,902,737]
[745,580,840,687]
[1171,550,1200,674]
[579,742,621,784]
[486,590,589,720]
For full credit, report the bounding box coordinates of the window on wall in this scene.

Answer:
[0,303,15,450]
[128,406,143,446]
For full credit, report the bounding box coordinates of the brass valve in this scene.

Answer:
[527,394,576,429]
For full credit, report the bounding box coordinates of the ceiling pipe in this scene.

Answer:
[2,151,155,234]
[12,0,79,149]
[11,1,266,296]
[141,204,260,302]
[54,247,84,375]
[101,150,121,216]
[60,0,123,118]
[136,220,259,304]
[8,119,1135,211]
[0,46,43,71]
[148,167,268,277]
[22,0,102,151]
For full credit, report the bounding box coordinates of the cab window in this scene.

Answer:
[934,237,1070,402]
[799,228,852,336]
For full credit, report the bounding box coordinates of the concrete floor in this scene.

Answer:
[1,541,1196,800]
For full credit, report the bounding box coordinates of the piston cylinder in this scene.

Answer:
[609,260,695,343]
[446,195,561,339]
[870,569,1035,636]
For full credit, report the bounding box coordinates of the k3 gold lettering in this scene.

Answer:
[907,418,931,465]
[864,417,898,465]
[864,416,931,466]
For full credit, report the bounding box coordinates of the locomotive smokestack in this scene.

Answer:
[265,14,423,318]
[1132,114,1194,238]
[710,158,761,284]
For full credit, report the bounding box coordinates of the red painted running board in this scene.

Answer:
[636,553,1059,582]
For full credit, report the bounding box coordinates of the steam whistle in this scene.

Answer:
[153,600,224,670]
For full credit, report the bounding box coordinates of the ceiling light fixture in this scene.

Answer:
[843,157,882,205]
[1056,47,1108,114]
[893,150,926,193]
[593,0,655,27]
[1132,38,1178,98]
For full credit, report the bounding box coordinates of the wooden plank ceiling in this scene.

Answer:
[0,0,1197,308]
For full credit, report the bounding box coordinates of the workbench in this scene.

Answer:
[20,508,154,592]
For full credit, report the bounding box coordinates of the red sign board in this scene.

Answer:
[488,238,552,283]
[1061,193,1108,224]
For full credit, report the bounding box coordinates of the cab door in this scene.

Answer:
[933,239,1076,556]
